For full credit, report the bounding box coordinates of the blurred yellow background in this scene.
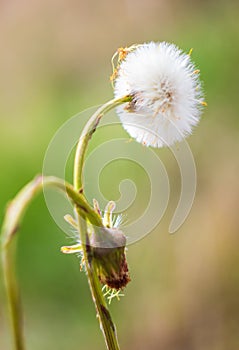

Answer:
[1,0,239,349]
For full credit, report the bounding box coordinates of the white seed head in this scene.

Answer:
[113,42,205,148]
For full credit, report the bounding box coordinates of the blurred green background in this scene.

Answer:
[1,0,239,349]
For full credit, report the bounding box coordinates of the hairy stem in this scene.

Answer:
[78,215,120,350]
[1,96,130,350]
[74,96,131,190]
[74,97,130,350]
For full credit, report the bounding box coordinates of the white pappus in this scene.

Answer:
[113,41,206,148]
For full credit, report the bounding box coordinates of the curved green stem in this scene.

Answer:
[1,96,130,350]
[73,97,131,350]
[74,96,131,190]
[1,175,103,350]
[1,176,43,350]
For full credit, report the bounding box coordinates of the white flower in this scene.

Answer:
[113,42,205,148]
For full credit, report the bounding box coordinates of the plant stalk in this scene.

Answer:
[73,97,131,350]
[1,175,103,350]
[74,96,131,190]
[1,96,130,350]
[77,215,120,350]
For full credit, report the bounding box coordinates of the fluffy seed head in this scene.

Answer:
[113,42,205,148]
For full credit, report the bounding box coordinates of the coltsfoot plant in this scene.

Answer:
[1,41,205,350]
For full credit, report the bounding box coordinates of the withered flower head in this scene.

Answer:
[90,226,130,290]
[61,200,130,291]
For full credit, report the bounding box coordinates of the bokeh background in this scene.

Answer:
[1,0,239,349]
